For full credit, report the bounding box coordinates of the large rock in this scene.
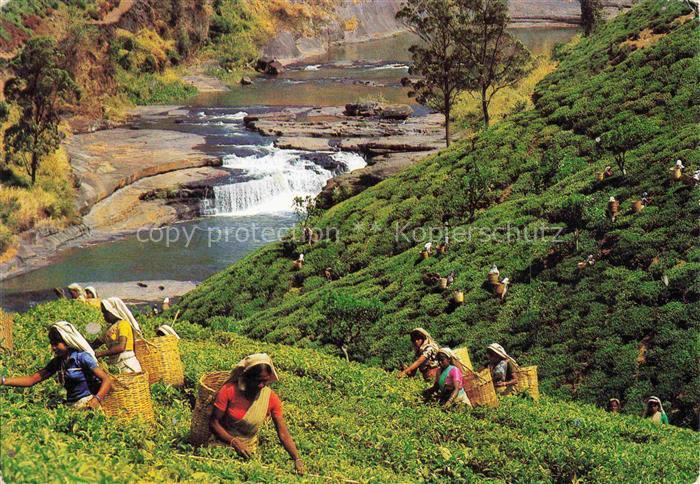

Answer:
[254,58,286,76]
[344,102,412,120]
[380,104,413,120]
[344,102,380,117]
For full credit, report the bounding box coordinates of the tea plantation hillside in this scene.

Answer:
[1,300,698,481]
[174,0,700,427]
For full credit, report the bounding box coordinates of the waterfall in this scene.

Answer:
[208,146,366,216]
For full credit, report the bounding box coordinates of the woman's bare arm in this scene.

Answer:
[3,367,53,387]
[398,355,427,378]
[272,412,304,474]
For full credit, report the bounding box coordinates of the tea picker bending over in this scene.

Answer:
[210,353,304,475]
[485,343,518,395]
[423,348,471,408]
[1,322,111,409]
[92,297,143,373]
[397,327,441,381]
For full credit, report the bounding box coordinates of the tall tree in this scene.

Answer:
[3,37,79,186]
[580,0,603,36]
[458,0,532,128]
[397,0,467,146]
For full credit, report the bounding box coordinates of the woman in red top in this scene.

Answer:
[210,353,304,475]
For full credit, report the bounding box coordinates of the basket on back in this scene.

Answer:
[452,347,473,372]
[134,335,185,386]
[463,369,499,408]
[0,309,13,351]
[514,365,540,400]
[102,371,155,422]
[189,371,231,446]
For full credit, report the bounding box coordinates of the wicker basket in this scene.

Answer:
[672,167,683,180]
[189,371,231,446]
[514,365,540,400]
[463,369,499,408]
[134,336,185,386]
[439,277,448,289]
[487,272,500,285]
[453,347,473,371]
[453,290,464,304]
[0,309,13,351]
[632,200,644,213]
[102,372,154,422]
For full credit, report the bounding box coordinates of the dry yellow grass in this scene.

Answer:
[453,56,557,126]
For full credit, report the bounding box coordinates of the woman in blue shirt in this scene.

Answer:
[1,321,111,409]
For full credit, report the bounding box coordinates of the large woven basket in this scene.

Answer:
[102,372,155,422]
[514,365,540,400]
[0,309,13,351]
[189,371,231,446]
[463,369,499,408]
[453,347,473,371]
[134,336,185,386]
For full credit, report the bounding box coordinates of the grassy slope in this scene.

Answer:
[0,299,697,482]
[174,0,700,425]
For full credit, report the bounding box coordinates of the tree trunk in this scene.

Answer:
[444,93,451,147]
[30,151,38,186]
[341,345,350,362]
[444,114,451,147]
[481,85,490,128]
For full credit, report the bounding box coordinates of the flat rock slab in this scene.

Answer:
[66,128,220,214]
[84,166,230,237]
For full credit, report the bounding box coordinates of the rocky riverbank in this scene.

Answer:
[244,104,445,208]
[0,107,230,281]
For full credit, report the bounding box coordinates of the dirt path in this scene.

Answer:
[91,0,135,25]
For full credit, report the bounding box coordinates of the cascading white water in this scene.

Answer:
[208,145,366,216]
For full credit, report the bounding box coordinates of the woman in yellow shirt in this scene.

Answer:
[92,297,143,373]
[84,286,101,309]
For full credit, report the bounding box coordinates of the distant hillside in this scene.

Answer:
[1,299,697,481]
[262,0,638,60]
[175,0,700,427]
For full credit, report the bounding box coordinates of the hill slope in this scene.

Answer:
[1,300,698,481]
[174,0,700,426]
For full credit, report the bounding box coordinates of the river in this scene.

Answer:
[0,28,576,311]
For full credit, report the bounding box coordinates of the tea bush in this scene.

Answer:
[0,300,697,481]
[175,0,700,427]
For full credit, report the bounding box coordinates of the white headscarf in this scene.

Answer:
[487,343,518,366]
[437,347,468,374]
[644,396,666,417]
[101,297,142,336]
[230,353,279,391]
[67,283,86,299]
[156,324,180,339]
[51,321,95,357]
[84,286,98,298]
[411,327,438,352]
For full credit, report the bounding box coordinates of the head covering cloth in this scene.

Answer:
[644,396,666,417]
[437,347,469,374]
[410,327,437,349]
[229,353,279,391]
[101,297,142,336]
[84,286,98,298]
[486,343,518,366]
[51,321,96,357]
[156,324,180,339]
[67,283,86,299]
